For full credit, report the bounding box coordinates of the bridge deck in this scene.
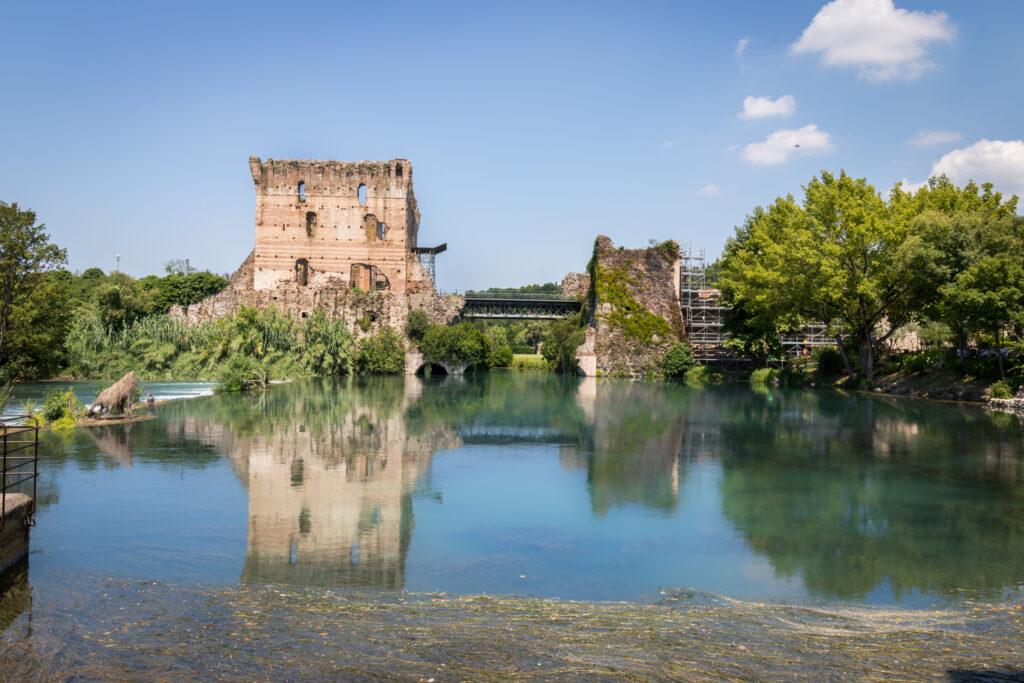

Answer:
[460,297,581,320]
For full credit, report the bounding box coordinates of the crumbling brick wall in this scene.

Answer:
[171,156,458,335]
[249,157,431,295]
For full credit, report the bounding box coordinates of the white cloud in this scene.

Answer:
[735,37,751,58]
[899,178,928,193]
[660,138,675,150]
[791,0,954,81]
[907,129,962,148]
[696,184,721,197]
[739,95,796,120]
[930,139,1024,196]
[742,124,833,165]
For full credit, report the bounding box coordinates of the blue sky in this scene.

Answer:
[2,0,1022,290]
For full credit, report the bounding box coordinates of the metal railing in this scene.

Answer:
[1,415,40,531]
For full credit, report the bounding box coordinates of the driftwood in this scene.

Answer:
[89,371,138,418]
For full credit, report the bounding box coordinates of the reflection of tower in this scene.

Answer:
[240,412,429,588]
[163,379,456,589]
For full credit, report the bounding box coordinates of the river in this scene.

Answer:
[1,373,1022,678]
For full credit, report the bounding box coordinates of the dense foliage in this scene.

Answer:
[418,322,513,370]
[542,314,586,373]
[0,202,68,380]
[662,342,696,379]
[718,173,1024,385]
[0,206,228,382]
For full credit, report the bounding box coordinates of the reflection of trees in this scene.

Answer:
[713,389,1024,599]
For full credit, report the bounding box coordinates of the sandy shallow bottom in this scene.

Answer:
[1,568,1022,681]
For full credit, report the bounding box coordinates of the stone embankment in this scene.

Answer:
[0,494,32,574]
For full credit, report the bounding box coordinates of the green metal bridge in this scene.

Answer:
[457,293,581,320]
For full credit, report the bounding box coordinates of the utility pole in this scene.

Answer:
[185,258,191,277]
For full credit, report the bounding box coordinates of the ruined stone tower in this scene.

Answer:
[249,157,430,295]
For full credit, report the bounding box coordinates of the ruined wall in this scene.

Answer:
[578,236,684,377]
[560,271,590,300]
[171,156,460,334]
[250,157,431,295]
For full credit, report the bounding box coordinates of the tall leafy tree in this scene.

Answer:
[719,172,946,382]
[0,202,67,376]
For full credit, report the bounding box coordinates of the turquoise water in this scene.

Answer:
[9,373,1024,609]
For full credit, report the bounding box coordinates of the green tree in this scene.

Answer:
[940,255,1024,378]
[405,308,429,342]
[541,314,586,373]
[662,341,696,379]
[420,323,489,367]
[0,202,67,375]
[354,327,405,374]
[719,172,947,383]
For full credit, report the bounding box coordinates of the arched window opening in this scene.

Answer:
[377,221,387,240]
[357,183,367,206]
[395,163,403,178]
[297,181,306,202]
[375,273,390,291]
[305,211,317,237]
[295,258,310,286]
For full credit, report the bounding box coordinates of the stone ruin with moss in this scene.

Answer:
[575,235,685,377]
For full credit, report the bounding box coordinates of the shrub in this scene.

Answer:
[684,365,722,387]
[354,327,405,375]
[899,352,931,374]
[420,323,489,367]
[301,311,354,376]
[42,388,85,423]
[990,380,1013,399]
[510,354,548,371]
[541,315,586,373]
[216,354,271,393]
[750,367,779,387]
[488,344,513,368]
[662,342,695,379]
[813,347,846,377]
[405,309,430,342]
[356,315,373,333]
[779,366,807,387]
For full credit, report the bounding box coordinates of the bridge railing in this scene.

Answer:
[446,290,568,301]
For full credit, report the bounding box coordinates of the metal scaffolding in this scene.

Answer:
[412,243,447,284]
[679,246,729,362]
[678,245,833,363]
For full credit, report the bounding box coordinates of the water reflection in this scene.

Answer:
[25,374,1024,603]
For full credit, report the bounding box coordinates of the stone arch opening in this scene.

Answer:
[357,183,367,206]
[297,181,306,202]
[395,163,403,178]
[305,211,317,237]
[377,221,387,240]
[295,258,310,286]
[415,363,448,378]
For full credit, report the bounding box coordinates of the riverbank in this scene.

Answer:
[1,575,1021,680]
